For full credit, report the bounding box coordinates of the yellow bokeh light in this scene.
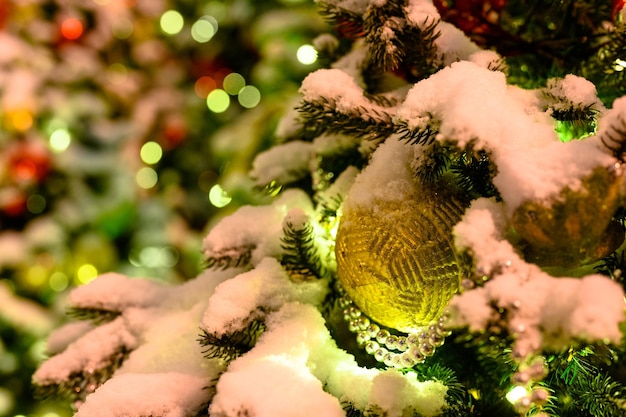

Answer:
[223,73,246,95]
[191,16,217,43]
[140,141,163,165]
[25,265,48,287]
[4,109,34,132]
[49,272,69,292]
[238,85,261,108]
[206,89,230,113]
[76,264,98,285]
[136,167,158,189]
[297,44,318,65]
[160,10,184,35]
[209,184,232,208]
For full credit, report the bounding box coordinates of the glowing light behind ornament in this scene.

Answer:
[160,10,184,35]
[140,141,163,165]
[209,184,232,207]
[191,16,218,43]
[297,44,318,65]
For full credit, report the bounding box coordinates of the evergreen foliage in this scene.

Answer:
[67,307,121,325]
[199,320,266,363]
[280,215,326,281]
[204,245,255,271]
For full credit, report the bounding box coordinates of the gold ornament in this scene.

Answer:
[512,166,625,269]
[335,182,471,333]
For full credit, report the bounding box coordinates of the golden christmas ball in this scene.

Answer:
[512,166,624,269]
[335,184,471,333]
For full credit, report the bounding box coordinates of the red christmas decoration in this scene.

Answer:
[6,141,52,185]
[434,0,507,36]
[613,0,626,19]
[0,0,12,30]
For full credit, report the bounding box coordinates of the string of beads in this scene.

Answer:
[337,285,451,369]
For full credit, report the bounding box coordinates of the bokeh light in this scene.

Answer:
[136,167,158,189]
[76,264,98,285]
[160,10,184,35]
[140,141,163,165]
[238,85,261,108]
[61,18,83,40]
[26,194,46,214]
[48,272,69,292]
[191,16,218,43]
[297,44,318,65]
[112,19,134,39]
[206,89,230,113]
[194,76,217,98]
[49,128,71,152]
[208,184,232,207]
[223,73,246,95]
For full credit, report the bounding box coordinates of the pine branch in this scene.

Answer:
[204,245,255,271]
[280,214,325,281]
[295,97,396,142]
[450,149,500,200]
[34,346,130,407]
[198,320,266,363]
[363,1,441,80]
[395,120,438,145]
[316,1,365,40]
[543,346,626,417]
[67,307,121,325]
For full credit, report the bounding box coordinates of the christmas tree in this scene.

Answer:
[32,0,626,416]
[0,0,324,416]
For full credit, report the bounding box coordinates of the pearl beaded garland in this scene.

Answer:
[337,285,451,368]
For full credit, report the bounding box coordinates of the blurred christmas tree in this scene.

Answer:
[28,0,626,416]
[0,0,325,416]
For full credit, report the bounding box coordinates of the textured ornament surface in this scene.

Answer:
[335,185,470,333]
